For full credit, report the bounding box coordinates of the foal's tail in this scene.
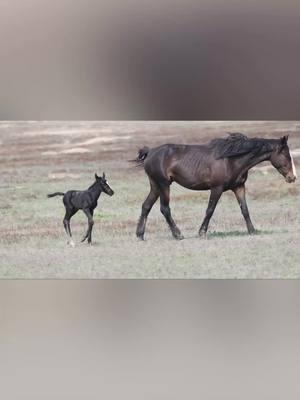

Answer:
[47,192,65,198]
[129,146,150,167]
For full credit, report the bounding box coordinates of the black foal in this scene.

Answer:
[48,173,114,246]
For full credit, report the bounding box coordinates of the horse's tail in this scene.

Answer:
[47,192,65,198]
[129,146,150,167]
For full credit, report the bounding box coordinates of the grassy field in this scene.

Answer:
[0,121,299,278]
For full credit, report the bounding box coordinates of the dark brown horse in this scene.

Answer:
[135,133,297,240]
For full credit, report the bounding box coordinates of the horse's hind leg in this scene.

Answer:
[136,179,159,240]
[160,185,184,240]
[199,186,223,238]
[232,184,256,234]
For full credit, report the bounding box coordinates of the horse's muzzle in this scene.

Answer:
[285,175,297,183]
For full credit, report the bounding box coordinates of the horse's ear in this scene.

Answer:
[95,173,99,180]
[102,172,106,179]
[279,135,289,151]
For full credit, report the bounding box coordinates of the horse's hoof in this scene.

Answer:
[68,240,76,247]
[137,235,145,241]
[199,232,207,239]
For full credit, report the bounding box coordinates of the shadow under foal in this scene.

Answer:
[134,133,297,240]
[48,173,114,246]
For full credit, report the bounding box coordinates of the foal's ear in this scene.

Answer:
[95,173,99,180]
[102,172,106,179]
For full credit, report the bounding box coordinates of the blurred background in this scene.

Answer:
[1,281,300,399]
[1,0,300,119]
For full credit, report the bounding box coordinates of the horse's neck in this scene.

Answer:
[235,150,272,177]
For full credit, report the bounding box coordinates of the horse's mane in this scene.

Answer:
[210,132,275,159]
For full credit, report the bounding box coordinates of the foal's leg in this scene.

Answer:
[66,210,78,239]
[82,208,94,245]
[136,179,159,240]
[232,184,256,234]
[199,186,223,238]
[88,209,95,244]
[81,209,94,243]
[63,208,76,247]
[160,185,184,240]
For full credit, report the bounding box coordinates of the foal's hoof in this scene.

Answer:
[249,229,257,236]
[67,240,76,248]
[199,231,207,240]
[81,236,88,243]
[174,233,184,240]
[137,235,145,241]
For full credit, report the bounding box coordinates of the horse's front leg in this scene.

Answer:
[199,187,223,238]
[160,185,184,240]
[232,184,256,234]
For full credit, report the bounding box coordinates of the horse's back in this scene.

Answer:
[143,143,229,189]
[143,144,211,185]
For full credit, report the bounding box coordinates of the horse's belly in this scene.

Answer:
[167,153,230,190]
[172,174,211,191]
[171,167,229,191]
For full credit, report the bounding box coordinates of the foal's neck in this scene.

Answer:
[88,183,102,199]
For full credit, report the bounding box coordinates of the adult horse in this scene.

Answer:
[134,133,297,240]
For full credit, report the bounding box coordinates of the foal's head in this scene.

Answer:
[270,136,297,183]
[95,173,114,196]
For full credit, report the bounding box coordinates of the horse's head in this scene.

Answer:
[95,172,114,196]
[270,136,297,183]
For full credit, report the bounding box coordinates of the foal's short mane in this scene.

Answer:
[211,132,277,159]
[88,180,98,190]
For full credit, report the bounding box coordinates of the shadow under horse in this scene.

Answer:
[48,173,114,246]
[134,133,297,240]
